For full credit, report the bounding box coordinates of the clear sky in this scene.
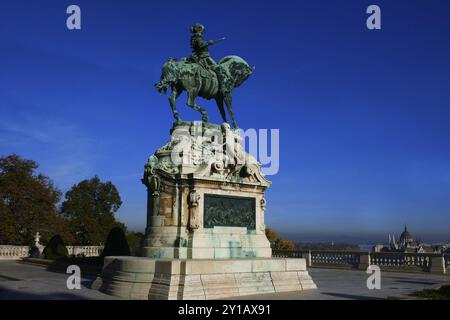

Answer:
[1,0,450,243]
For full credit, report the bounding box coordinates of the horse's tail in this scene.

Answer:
[155,79,170,94]
[154,58,178,95]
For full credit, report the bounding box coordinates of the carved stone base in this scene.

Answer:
[141,226,272,259]
[92,256,317,300]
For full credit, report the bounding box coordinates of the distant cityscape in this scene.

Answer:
[373,225,449,254]
[294,225,450,253]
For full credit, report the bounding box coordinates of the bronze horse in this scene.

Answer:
[155,55,253,128]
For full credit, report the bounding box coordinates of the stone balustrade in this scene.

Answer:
[273,250,363,269]
[272,249,448,274]
[311,250,361,269]
[67,246,103,257]
[370,252,433,272]
[272,249,304,258]
[0,245,103,260]
[0,246,31,260]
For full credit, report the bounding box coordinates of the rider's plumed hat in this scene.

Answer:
[190,23,205,34]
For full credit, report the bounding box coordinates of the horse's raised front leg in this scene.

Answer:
[224,94,237,128]
[187,91,208,123]
[215,97,227,124]
[169,87,181,123]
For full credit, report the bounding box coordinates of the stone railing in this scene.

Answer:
[272,249,447,274]
[272,249,304,258]
[311,250,362,269]
[273,250,366,270]
[0,245,103,260]
[0,246,31,260]
[66,246,103,257]
[370,252,433,272]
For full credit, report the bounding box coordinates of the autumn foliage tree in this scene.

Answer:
[265,227,295,250]
[0,154,73,245]
[61,176,125,245]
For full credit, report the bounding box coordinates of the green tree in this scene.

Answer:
[43,234,68,260]
[0,154,73,245]
[101,227,131,257]
[61,176,125,245]
[126,231,145,256]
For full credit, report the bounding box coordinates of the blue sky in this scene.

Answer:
[1,0,450,243]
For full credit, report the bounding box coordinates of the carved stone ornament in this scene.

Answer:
[189,189,201,208]
[260,196,266,212]
[143,121,270,187]
[188,189,201,230]
[149,175,160,196]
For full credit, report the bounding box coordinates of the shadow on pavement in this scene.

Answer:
[394,279,439,286]
[0,285,94,300]
[321,292,385,300]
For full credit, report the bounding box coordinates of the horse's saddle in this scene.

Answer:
[184,57,232,94]
[186,57,217,79]
[199,67,216,79]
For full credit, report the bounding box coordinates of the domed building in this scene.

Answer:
[388,225,421,252]
[398,225,414,248]
[373,225,448,253]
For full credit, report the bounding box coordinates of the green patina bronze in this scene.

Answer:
[155,23,253,128]
[203,194,256,230]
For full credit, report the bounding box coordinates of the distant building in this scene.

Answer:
[373,225,448,253]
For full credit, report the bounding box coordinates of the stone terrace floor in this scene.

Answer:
[0,260,115,300]
[0,260,448,300]
[232,268,450,300]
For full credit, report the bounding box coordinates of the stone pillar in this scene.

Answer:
[302,250,312,267]
[145,189,152,232]
[149,176,160,217]
[430,255,446,274]
[143,164,164,231]
[358,252,371,270]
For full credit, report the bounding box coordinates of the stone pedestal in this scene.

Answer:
[94,122,316,299]
[140,122,272,260]
[93,256,316,300]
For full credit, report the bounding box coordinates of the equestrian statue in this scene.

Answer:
[155,23,253,128]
